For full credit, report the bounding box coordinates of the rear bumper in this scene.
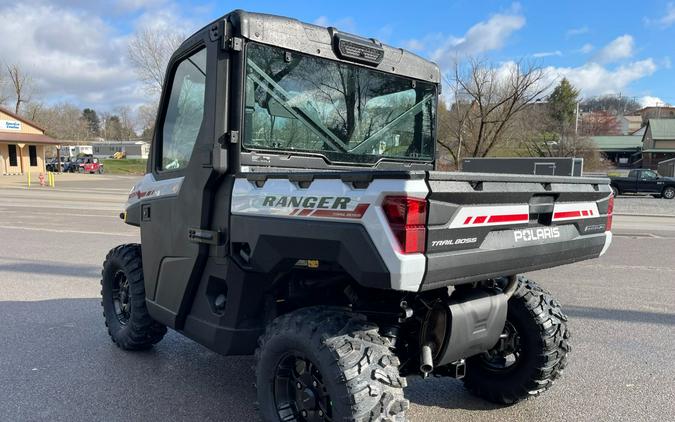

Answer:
[421,232,609,291]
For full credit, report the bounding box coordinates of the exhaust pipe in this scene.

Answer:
[420,343,434,376]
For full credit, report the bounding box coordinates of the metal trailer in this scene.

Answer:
[462,157,584,176]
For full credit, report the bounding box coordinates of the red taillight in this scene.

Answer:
[382,196,427,254]
[606,194,614,231]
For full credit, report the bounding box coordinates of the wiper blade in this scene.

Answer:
[247,59,347,153]
[349,93,434,154]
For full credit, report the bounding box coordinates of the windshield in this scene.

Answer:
[243,43,436,164]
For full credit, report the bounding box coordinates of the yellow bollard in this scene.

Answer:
[51,172,55,188]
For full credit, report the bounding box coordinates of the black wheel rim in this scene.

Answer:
[111,270,131,325]
[274,353,333,422]
[479,321,521,372]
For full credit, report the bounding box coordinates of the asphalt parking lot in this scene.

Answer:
[1,174,674,421]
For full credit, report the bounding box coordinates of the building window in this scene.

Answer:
[8,144,17,166]
[29,145,37,166]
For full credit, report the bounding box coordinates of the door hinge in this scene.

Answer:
[218,130,239,147]
[188,228,221,245]
[224,36,243,51]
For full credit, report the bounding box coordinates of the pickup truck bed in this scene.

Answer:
[229,169,613,292]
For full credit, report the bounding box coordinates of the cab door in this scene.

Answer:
[638,170,660,193]
[139,27,229,329]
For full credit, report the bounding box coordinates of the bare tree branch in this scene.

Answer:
[128,27,185,95]
[6,63,32,114]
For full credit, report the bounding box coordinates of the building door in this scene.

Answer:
[29,145,37,167]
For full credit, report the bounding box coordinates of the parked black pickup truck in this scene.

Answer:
[610,169,675,199]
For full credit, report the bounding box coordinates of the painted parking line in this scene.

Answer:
[0,225,136,237]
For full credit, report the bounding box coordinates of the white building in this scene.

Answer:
[59,145,93,157]
[92,141,150,159]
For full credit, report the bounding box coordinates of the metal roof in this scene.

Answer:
[591,135,643,151]
[647,119,675,140]
[0,132,59,145]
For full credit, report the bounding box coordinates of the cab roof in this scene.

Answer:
[192,9,441,85]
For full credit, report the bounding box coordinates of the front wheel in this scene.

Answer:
[462,276,570,404]
[256,307,408,421]
[663,186,675,200]
[101,244,166,350]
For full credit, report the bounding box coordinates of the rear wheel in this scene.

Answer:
[462,276,570,404]
[256,307,408,421]
[101,244,166,350]
[663,186,675,200]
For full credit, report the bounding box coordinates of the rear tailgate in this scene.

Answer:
[422,171,612,290]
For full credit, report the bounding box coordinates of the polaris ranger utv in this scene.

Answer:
[101,10,614,421]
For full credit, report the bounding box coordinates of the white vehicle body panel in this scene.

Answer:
[231,177,428,291]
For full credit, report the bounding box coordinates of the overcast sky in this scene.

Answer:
[0,0,673,114]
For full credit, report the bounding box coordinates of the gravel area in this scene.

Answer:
[614,195,675,216]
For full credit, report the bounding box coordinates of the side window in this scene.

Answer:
[641,170,657,180]
[160,48,207,171]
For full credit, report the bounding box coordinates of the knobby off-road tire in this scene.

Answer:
[256,307,408,421]
[101,244,166,350]
[463,276,571,405]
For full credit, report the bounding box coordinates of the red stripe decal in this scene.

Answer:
[463,216,473,225]
[473,216,487,224]
[553,211,582,219]
[581,210,588,216]
[312,203,369,219]
[298,209,313,216]
[589,209,594,216]
[289,209,299,216]
[487,214,529,223]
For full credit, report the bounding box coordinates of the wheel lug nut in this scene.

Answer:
[318,410,324,416]
[301,410,308,417]
[296,382,302,389]
[312,380,318,387]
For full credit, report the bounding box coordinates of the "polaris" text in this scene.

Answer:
[513,227,560,242]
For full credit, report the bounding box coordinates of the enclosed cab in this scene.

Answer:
[101,10,613,421]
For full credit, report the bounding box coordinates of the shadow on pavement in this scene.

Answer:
[405,376,504,411]
[0,298,508,420]
[0,256,101,279]
[565,305,675,326]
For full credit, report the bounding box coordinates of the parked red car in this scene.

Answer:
[76,157,104,174]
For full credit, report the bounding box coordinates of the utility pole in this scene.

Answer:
[574,101,580,136]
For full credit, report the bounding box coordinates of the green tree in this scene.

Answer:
[548,78,579,128]
[547,78,580,155]
[81,108,100,136]
[105,115,123,141]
